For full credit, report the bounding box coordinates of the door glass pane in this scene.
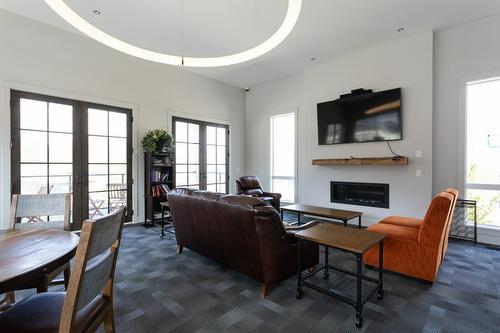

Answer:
[109,137,127,163]
[207,184,217,192]
[188,123,200,143]
[110,164,127,184]
[49,133,72,163]
[207,164,216,184]
[175,122,188,142]
[109,112,127,137]
[217,128,226,146]
[20,98,47,131]
[88,109,108,136]
[188,165,199,185]
[89,192,108,219]
[21,130,47,163]
[217,146,226,164]
[88,136,108,163]
[188,144,199,164]
[89,164,108,192]
[49,103,73,133]
[49,164,72,193]
[176,143,188,164]
[207,127,216,145]
[21,164,48,194]
[207,145,216,164]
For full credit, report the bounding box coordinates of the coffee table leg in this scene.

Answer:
[296,239,303,299]
[358,216,362,229]
[281,209,284,221]
[343,219,347,227]
[355,253,363,328]
[378,240,384,300]
[323,245,329,280]
[297,212,301,226]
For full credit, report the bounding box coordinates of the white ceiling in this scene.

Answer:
[1,0,500,88]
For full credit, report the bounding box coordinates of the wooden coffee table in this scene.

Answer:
[294,223,385,329]
[281,204,363,228]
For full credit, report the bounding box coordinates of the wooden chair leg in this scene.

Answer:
[260,283,271,298]
[176,245,183,254]
[103,309,115,333]
[63,266,71,290]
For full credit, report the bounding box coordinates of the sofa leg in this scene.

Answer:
[260,283,271,298]
[176,245,183,254]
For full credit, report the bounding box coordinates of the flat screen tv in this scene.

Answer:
[317,88,402,145]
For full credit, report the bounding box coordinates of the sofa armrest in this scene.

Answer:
[262,192,282,200]
[282,221,320,244]
[284,220,320,231]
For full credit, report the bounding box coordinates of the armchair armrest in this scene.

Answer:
[262,192,281,200]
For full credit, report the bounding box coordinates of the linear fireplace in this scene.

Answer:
[331,181,389,208]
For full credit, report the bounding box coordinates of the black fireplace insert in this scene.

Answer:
[331,181,389,208]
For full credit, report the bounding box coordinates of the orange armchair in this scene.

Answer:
[364,191,455,282]
[378,188,458,260]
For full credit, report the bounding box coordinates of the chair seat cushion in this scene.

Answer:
[0,292,108,333]
[367,223,420,244]
[379,216,423,229]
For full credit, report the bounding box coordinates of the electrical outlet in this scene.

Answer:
[416,150,422,158]
[416,170,422,177]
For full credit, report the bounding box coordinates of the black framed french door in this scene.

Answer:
[10,90,133,230]
[172,117,229,193]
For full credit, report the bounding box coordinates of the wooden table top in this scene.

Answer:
[0,229,79,293]
[281,204,362,220]
[294,223,384,254]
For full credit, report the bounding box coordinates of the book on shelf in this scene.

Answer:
[152,184,171,197]
[151,170,170,182]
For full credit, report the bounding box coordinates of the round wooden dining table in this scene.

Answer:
[0,229,79,294]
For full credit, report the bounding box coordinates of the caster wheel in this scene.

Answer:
[377,289,384,300]
[355,315,363,328]
[296,289,303,300]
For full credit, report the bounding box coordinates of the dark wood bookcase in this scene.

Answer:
[144,152,175,227]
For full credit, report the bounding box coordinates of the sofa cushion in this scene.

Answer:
[380,216,423,229]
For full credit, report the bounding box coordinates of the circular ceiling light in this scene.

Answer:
[44,0,302,67]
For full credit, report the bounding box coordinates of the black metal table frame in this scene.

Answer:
[160,204,175,239]
[281,209,362,229]
[296,240,384,329]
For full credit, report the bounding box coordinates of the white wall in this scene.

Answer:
[434,15,500,244]
[0,9,245,229]
[246,32,434,226]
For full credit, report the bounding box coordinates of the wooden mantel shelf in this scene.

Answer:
[312,156,409,166]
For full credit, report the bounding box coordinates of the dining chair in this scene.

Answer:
[0,207,126,333]
[9,193,72,300]
[108,183,127,210]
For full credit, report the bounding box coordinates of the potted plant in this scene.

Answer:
[141,129,174,153]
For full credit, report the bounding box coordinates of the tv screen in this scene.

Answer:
[317,88,402,145]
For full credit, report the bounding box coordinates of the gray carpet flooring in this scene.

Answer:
[15,222,500,332]
[109,224,500,333]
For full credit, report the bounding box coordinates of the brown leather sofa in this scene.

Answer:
[167,189,319,297]
[235,176,281,210]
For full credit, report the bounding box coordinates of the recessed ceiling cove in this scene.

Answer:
[44,0,300,67]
